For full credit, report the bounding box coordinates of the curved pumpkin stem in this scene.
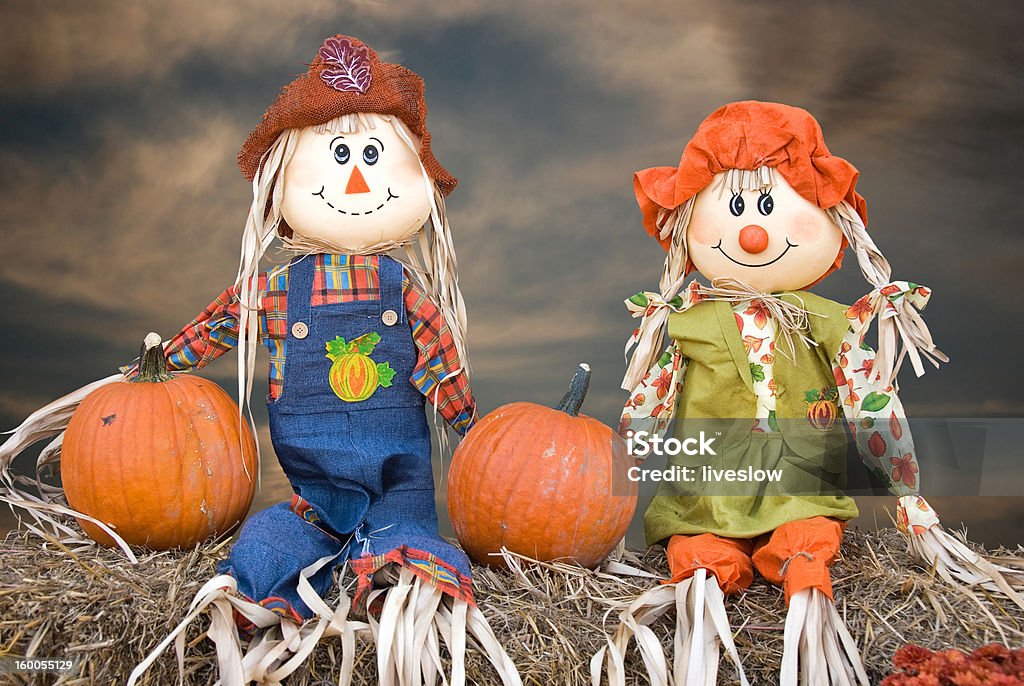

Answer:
[133,332,173,384]
[555,363,591,417]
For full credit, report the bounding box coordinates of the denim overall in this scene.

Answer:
[218,254,472,619]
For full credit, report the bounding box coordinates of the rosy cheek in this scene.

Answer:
[687,219,720,246]
[788,211,830,244]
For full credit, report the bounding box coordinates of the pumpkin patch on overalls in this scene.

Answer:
[325,333,396,402]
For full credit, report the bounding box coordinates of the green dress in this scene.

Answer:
[643,291,860,545]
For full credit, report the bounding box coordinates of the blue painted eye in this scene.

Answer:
[334,143,350,164]
[757,192,774,216]
[729,193,744,217]
[362,145,379,165]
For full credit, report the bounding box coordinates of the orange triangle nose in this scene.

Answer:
[345,166,371,194]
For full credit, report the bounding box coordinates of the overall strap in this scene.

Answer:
[378,255,406,325]
[286,254,316,324]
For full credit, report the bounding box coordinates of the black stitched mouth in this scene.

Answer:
[311,185,400,216]
[713,238,797,267]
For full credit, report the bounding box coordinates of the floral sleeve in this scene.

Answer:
[833,312,940,533]
[617,342,688,454]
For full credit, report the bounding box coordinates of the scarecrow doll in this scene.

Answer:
[1,35,520,686]
[594,101,1024,685]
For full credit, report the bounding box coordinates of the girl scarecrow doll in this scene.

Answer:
[594,101,1024,685]
[0,35,520,686]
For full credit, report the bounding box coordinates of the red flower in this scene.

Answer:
[890,453,918,489]
[745,299,770,329]
[652,368,673,399]
[853,358,874,378]
[846,296,874,324]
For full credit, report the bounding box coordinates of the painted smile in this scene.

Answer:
[311,186,400,216]
[713,238,798,267]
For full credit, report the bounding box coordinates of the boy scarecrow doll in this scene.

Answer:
[594,101,1024,685]
[1,35,520,686]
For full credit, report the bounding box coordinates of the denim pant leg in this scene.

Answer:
[218,502,343,620]
[359,485,472,579]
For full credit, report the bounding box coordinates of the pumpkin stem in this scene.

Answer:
[133,332,173,383]
[555,363,591,417]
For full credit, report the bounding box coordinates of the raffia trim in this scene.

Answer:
[905,526,1024,613]
[780,588,869,686]
[276,233,417,258]
[127,556,522,686]
[700,278,822,360]
[590,568,748,686]
[0,372,138,560]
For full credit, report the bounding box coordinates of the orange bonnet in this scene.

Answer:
[635,101,867,252]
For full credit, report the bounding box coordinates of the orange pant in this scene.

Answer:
[664,517,846,604]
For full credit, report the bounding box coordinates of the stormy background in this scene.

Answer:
[1,1,1021,546]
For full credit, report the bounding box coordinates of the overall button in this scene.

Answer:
[291,322,309,339]
[381,309,398,326]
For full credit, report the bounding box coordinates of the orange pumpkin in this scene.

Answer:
[329,352,379,402]
[448,364,637,569]
[61,333,257,550]
[806,399,839,431]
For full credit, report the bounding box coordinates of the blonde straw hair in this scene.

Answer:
[235,113,470,476]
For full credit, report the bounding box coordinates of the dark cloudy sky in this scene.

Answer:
[1,1,1022,546]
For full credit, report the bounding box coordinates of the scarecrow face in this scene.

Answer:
[280,114,432,251]
[686,172,843,292]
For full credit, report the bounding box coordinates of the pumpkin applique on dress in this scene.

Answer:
[804,385,840,430]
[325,332,395,402]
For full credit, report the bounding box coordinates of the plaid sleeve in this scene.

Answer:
[162,276,268,372]
[404,278,476,435]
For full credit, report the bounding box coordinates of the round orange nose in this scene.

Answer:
[738,225,769,254]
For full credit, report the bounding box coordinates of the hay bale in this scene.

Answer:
[1,526,1021,685]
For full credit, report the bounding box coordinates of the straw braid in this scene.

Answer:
[826,201,947,385]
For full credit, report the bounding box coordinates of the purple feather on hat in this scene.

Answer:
[318,36,372,93]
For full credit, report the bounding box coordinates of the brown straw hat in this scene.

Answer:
[238,34,457,195]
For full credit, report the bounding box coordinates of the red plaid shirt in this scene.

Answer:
[163,254,475,435]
